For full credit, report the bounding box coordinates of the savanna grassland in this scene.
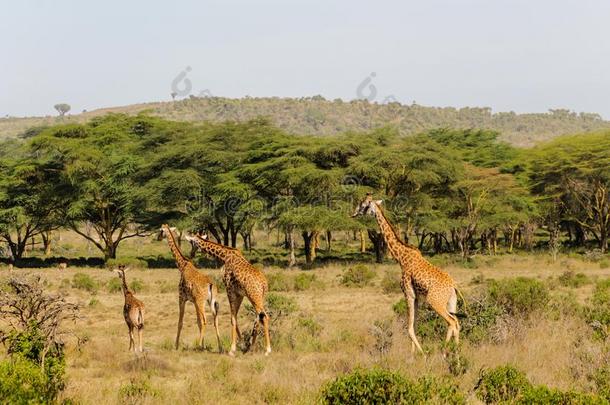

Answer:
[2,230,610,404]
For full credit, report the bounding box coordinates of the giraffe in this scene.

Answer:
[112,265,145,352]
[185,232,271,356]
[159,224,222,351]
[353,194,465,353]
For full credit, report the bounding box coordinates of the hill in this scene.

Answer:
[2,96,609,146]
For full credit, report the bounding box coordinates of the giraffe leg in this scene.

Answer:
[447,289,460,343]
[404,283,424,353]
[175,297,186,350]
[246,298,268,354]
[195,299,207,349]
[247,315,260,353]
[128,327,135,352]
[228,293,244,356]
[138,327,143,353]
[411,295,419,353]
[210,296,222,353]
[261,311,271,356]
[430,300,459,345]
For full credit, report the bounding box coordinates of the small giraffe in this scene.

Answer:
[353,194,464,353]
[185,233,271,356]
[112,265,145,352]
[160,224,221,351]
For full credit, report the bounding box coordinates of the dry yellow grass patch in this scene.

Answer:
[1,254,608,404]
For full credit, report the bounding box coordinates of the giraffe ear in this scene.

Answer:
[375,200,383,205]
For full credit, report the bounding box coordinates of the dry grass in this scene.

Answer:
[1,254,609,404]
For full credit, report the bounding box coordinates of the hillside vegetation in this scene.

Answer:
[2,96,609,146]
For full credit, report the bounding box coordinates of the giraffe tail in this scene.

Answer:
[454,286,469,317]
[137,308,145,329]
[208,284,220,315]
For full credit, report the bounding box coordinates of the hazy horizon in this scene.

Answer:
[2,0,610,118]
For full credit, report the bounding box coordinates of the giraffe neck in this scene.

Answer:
[193,238,232,262]
[120,273,131,296]
[164,227,189,270]
[373,204,419,261]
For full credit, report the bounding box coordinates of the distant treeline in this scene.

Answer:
[0,114,608,264]
[2,96,610,146]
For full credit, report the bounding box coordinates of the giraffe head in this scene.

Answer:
[112,264,130,279]
[352,193,383,217]
[184,231,208,244]
[158,224,177,240]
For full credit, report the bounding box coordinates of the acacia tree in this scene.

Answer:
[53,104,71,116]
[145,118,283,248]
[0,147,61,259]
[526,132,610,252]
[347,130,462,260]
[28,116,163,260]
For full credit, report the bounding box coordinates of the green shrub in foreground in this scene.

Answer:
[475,365,532,403]
[475,365,609,404]
[71,273,98,293]
[488,277,549,316]
[0,356,54,404]
[0,325,67,404]
[319,367,465,405]
[585,279,610,339]
[340,264,375,287]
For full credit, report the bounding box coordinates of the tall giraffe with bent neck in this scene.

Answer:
[160,224,221,351]
[186,233,271,356]
[353,194,464,353]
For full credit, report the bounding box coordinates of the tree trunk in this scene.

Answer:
[288,230,296,267]
[302,231,314,265]
[104,243,118,261]
[326,230,332,252]
[359,230,366,253]
[42,231,53,256]
[601,227,608,253]
[368,230,385,263]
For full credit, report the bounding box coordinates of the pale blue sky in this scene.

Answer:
[2,0,610,117]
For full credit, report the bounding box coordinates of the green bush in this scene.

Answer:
[119,378,160,404]
[267,272,293,292]
[444,343,470,377]
[319,368,465,404]
[584,279,610,339]
[340,264,375,287]
[475,365,532,404]
[294,273,317,291]
[521,385,607,404]
[107,277,123,293]
[381,270,402,294]
[72,273,98,293]
[488,277,549,316]
[0,325,67,404]
[592,365,610,400]
[0,356,55,404]
[130,278,146,293]
[557,271,590,288]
